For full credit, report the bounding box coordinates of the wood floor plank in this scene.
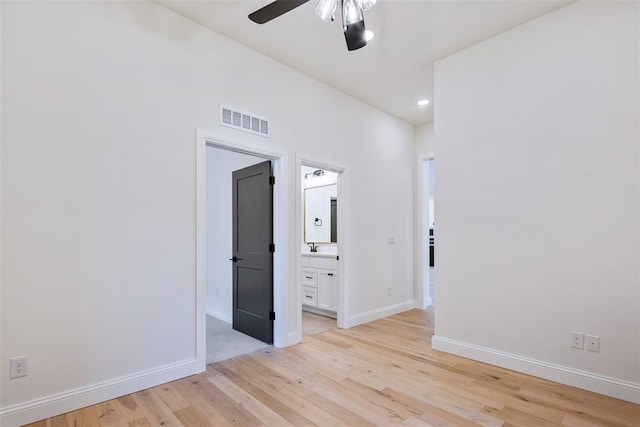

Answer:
[319,378,407,424]
[219,358,348,426]
[27,308,640,427]
[150,383,190,413]
[170,376,241,426]
[482,404,564,427]
[401,415,437,427]
[382,386,504,427]
[306,373,398,426]
[92,400,128,427]
[181,374,263,426]
[303,392,377,426]
[115,395,147,423]
[49,414,69,427]
[561,413,615,427]
[130,388,184,427]
[125,418,151,427]
[64,405,102,427]
[207,372,295,426]
[172,406,214,427]
[214,363,317,427]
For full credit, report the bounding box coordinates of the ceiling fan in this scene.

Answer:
[248,0,376,51]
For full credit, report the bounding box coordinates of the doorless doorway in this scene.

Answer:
[296,156,348,338]
[195,131,289,371]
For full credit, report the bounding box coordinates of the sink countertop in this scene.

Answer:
[301,252,337,258]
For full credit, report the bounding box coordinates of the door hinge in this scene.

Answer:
[336,255,339,261]
[269,176,275,185]
[269,311,276,320]
[269,243,275,253]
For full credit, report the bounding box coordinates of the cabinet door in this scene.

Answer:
[317,269,337,312]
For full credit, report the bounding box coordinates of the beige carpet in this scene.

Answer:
[206,315,270,364]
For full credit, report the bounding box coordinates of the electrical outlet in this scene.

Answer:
[10,356,28,379]
[586,335,600,352]
[570,331,584,349]
[387,287,392,296]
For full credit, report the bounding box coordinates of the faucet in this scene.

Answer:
[308,243,318,253]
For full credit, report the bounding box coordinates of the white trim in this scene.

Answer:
[302,306,337,319]
[0,359,199,427]
[295,154,349,333]
[415,154,434,309]
[346,300,416,329]
[195,130,207,373]
[206,308,232,324]
[196,129,292,354]
[432,336,640,404]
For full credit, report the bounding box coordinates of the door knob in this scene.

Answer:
[229,256,244,262]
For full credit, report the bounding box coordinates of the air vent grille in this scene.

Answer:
[221,106,270,137]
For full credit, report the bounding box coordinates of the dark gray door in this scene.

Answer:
[231,160,273,344]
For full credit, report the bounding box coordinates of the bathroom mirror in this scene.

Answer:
[304,184,337,243]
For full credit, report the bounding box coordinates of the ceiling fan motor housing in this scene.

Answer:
[344,20,367,51]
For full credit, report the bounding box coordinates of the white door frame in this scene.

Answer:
[195,129,291,371]
[296,154,349,330]
[415,154,434,309]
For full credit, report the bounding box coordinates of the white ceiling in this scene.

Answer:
[157,0,571,125]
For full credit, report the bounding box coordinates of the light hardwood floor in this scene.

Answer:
[26,309,640,426]
[302,311,336,337]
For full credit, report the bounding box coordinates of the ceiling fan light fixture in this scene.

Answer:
[342,0,364,25]
[355,0,376,11]
[315,0,337,21]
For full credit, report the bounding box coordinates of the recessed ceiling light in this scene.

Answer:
[364,30,375,41]
[417,99,430,106]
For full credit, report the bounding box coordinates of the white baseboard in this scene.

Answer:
[302,306,337,319]
[414,298,433,310]
[432,336,640,404]
[346,300,416,329]
[206,308,231,324]
[0,358,200,427]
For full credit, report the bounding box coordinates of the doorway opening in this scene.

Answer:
[299,163,343,338]
[421,158,435,308]
[204,146,273,363]
[196,132,289,370]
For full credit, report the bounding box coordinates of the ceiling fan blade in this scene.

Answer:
[248,0,310,24]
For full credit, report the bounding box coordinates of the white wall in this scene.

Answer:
[0,1,415,423]
[433,1,640,402]
[206,148,265,323]
[415,121,434,156]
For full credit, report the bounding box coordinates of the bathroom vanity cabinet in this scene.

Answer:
[301,254,338,317]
